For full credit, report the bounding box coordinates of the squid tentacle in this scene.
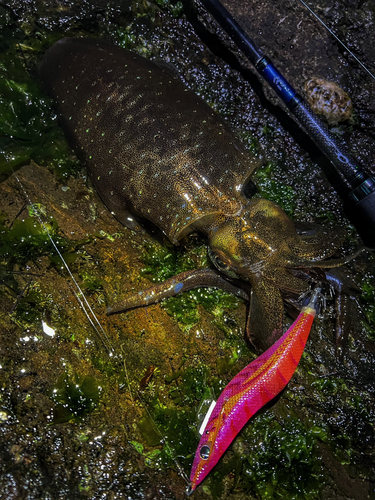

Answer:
[106,268,249,316]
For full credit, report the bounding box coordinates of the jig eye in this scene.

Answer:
[199,444,211,460]
[208,248,238,279]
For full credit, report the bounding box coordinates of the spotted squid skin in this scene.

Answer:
[39,37,352,352]
[38,37,261,244]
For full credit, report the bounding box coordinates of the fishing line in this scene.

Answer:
[4,157,191,483]
[136,387,191,485]
[2,40,114,354]
[298,0,375,81]
[12,162,194,480]
[10,166,115,354]
[120,342,134,402]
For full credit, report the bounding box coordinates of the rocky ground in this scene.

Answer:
[0,0,374,499]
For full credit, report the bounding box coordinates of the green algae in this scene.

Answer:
[51,373,102,423]
[141,238,210,283]
[97,229,124,242]
[140,239,241,331]
[216,347,241,375]
[10,281,53,328]
[130,440,162,467]
[361,278,375,339]
[0,12,82,180]
[293,369,375,474]
[162,287,240,331]
[238,412,324,500]
[154,0,184,18]
[168,364,210,405]
[0,1,373,498]
[107,0,176,60]
[110,26,156,59]
[253,162,297,217]
[0,206,99,340]
[0,67,52,141]
[79,270,103,294]
[0,212,62,265]
[311,377,341,395]
[0,264,20,293]
[136,364,210,473]
[141,240,186,283]
[194,410,325,499]
[0,209,89,270]
[237,130,259,155]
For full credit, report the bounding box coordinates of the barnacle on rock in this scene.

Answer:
[303,78,353,125]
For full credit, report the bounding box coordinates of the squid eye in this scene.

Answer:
[200,444,211,460]
[208,248,239,279]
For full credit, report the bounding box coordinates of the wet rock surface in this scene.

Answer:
[0,1,374,499]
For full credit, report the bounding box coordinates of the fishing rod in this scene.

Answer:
[201,0,375,247]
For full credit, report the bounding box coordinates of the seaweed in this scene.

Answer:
[51,373,102,423]
[0,1,373,498]
[361,278,375,340]
[253,161,297,217]
[140,239,241,331]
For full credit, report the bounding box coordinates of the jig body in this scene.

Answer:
[188,287,322,493]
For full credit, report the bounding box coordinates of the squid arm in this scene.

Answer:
[188,287,322,494]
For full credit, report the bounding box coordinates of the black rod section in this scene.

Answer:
[201,0,375,244]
